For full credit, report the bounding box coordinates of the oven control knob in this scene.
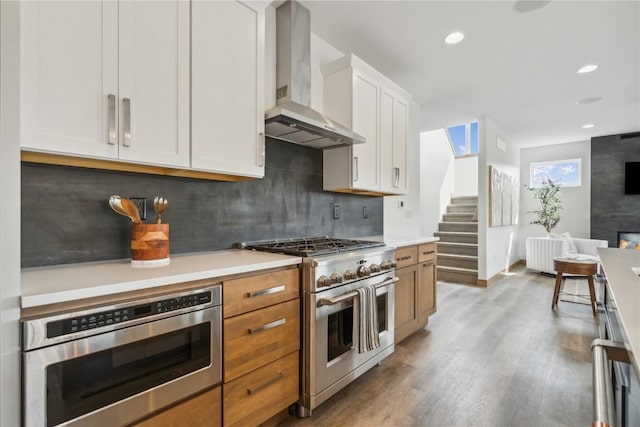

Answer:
[344,270,357,280]
[389,259,398,268]
[329,272,342,284]
[357,265,371,277]
[380,261,391,270]
[317,275,331,287]
[369,263,381,273]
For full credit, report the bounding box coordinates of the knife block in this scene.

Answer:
[131,223,170,267]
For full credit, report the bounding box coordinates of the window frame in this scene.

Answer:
[529,158,582,188]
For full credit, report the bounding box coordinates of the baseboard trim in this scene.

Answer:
[476,260,525,287]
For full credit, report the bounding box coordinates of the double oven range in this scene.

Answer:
[241,237,397,416]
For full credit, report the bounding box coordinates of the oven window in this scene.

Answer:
[327,306,353,362]
[45,323,211,427]
[377,294,387,333]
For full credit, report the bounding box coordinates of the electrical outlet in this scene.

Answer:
[333,205,341,219]
[398,200,405,208]
[130,197,147,221]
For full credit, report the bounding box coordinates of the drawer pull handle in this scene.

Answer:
[107,94,117,145]
[422,251,436,255]
[249,318,286,334]
[248,284,285,298]
[397,255,412,261]
[247,373,284,395]
[122,97,131,147]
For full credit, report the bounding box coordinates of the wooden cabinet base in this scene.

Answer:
[394,243,437,343]
[223,352,299,427]
[130,385,221,427]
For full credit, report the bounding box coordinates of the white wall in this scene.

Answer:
[517,140,591,258]
[384,100,423,235]
[478,116,521,281]
[454,156,478,196]
[1,2,22,425]
[419,129,455,236]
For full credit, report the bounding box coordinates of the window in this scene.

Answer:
[447,122,479,157]
[529,158,582,188]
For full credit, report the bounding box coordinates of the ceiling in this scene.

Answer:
[300,0,640,148]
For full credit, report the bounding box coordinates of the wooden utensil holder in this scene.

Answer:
[131,223,170,267]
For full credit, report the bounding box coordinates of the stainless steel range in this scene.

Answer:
[240,237,397,416]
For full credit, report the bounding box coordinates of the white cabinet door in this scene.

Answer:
[191,0,265,178]
[21,1,189,168]
[20,1,118,158]
[118,1,190,167]
[380,86,408,194]
[351,71,379,191]
[392,95,408,193]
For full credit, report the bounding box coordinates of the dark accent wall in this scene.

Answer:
[21,139,383,267]
[591,133,640,246]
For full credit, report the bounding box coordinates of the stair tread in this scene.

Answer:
[437,241,478,247]
[437,265,478,273]
[438,253,478,260]
[434,231,478,236]
[439,221,478,225]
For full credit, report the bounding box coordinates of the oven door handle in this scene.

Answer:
[591,338,631,427]
[317,277,398,307]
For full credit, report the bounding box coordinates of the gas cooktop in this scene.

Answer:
[239,236,385,257]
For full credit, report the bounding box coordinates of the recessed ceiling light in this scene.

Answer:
[582,123,595,129]
[513,0,552,13]
[444,32,464,45]
[577,64,598,74]
[576,96,603,105]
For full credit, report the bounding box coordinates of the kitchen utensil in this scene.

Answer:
[153,197,168,224]
[122,198,142,224]
[109,195,135,223]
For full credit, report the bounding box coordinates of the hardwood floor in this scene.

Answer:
[279,266,599,426]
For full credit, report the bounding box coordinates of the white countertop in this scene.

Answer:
[598,248,640,375]
[21,249,301,308]
[361,235,439,247]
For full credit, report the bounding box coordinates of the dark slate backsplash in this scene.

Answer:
[21,139,383,267]
[591,133,640,246]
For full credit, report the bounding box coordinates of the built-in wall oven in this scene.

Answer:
[21,285,222,427]
[240,237,396,417]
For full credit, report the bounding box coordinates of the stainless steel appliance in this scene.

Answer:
[22,285,222,427]
[240,237,396,416]
[594,278,640,427]
[264,1,366,149]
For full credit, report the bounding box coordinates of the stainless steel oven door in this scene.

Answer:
[23,306,221,427]
[307,275,396,400]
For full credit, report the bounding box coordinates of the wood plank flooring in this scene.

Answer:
[279,266,599,426]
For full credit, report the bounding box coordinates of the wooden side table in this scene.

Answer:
[552,257,598,316]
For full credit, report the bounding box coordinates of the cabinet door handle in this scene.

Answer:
[249,318,286,334]
[122,98,131,147]
[422,251,436,255]
[257,132,265,167]
[247,284,285,298]
[247,373,284,395]
[397,255,412,261]
[393,167,400,188]
[353,156,359,182]
[107,94,117,145]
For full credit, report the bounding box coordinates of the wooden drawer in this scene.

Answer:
[223,352,299,427]
[418,242,437,263]
[395,245,418,269]
[223,267,299,318]
[131,385,221,427]
[224,298,299,381]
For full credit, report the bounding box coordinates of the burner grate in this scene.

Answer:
[240,236,385,257]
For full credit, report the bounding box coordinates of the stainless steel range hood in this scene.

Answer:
[265,0,365,149]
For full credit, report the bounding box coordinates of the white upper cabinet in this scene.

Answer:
[191,1,265,178]
[20,0,190,168]
[322,54,410,195]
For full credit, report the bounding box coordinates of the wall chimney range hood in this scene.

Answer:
[265,0,365,149]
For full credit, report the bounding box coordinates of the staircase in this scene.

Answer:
[435,196,478,285]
